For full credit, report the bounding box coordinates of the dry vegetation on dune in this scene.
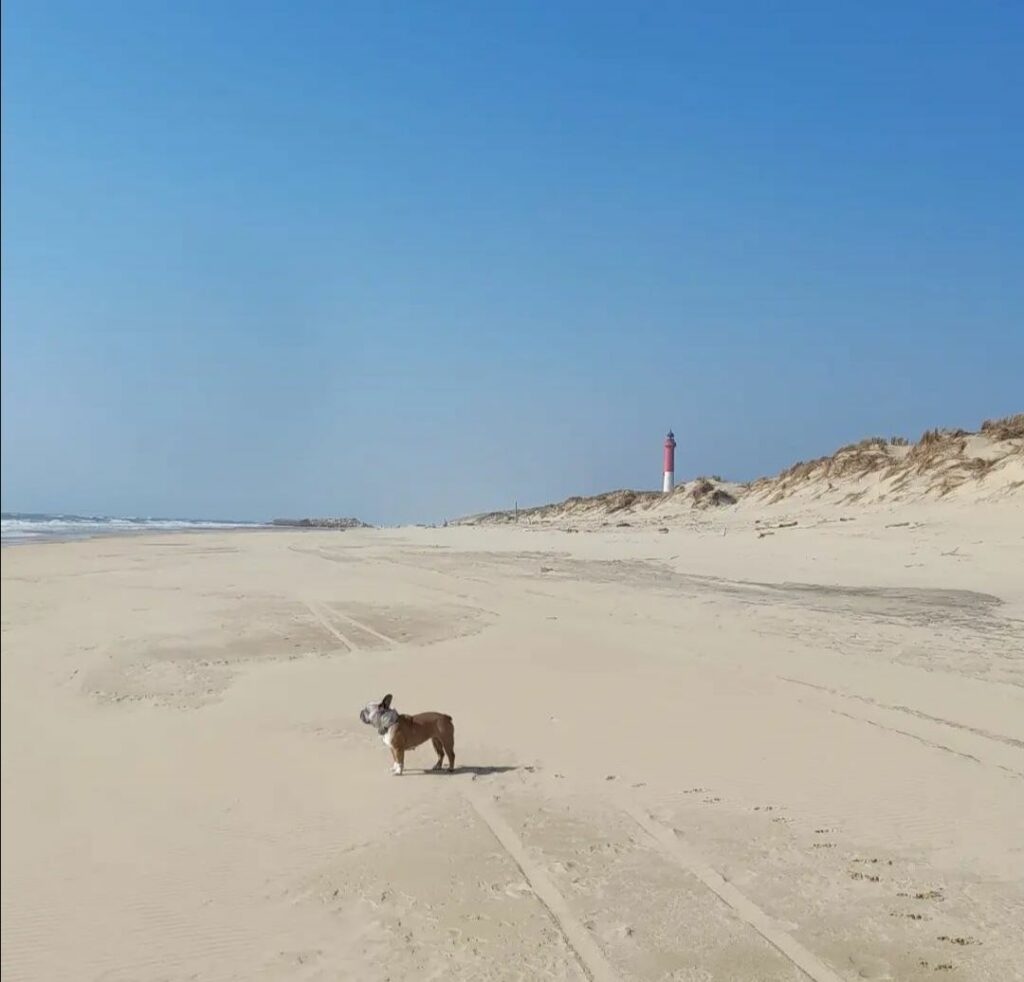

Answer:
[464,489,663,525]
[457,415,1023,526]
[748,415,1022,505]
[981,413,1024,441]
[690,478,737,508]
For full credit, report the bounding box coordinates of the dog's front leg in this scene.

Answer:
[390,746,404,776]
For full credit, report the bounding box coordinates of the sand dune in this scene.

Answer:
[460,415,1024,529]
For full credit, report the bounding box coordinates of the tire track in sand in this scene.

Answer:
[464,786,619,982]
[622,802,844,982]
[302,598,400,651]
[329,607,397,647]
[468,785,846,982]
[300,599,355,651]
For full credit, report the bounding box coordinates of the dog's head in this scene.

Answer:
[359,693,396,731]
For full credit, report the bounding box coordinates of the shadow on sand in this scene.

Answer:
[406,765,520,777]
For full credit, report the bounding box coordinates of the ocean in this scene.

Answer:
[1,513,266,544]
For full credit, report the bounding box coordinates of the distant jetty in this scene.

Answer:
[271,517,371,529]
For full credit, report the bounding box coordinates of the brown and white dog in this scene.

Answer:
[359,694,455,775]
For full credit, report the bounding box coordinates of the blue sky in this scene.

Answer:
[2,1,1021,523]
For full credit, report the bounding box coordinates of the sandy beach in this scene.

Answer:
[5,0,1022,975]
[2,495,1022,982]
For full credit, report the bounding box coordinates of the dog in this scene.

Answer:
[359,693,455,775]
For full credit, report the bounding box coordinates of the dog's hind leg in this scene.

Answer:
[431,737,445,771]
[443,734,455,772]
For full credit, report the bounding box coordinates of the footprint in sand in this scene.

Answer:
[897,888,944,901]
[849,870,880,882]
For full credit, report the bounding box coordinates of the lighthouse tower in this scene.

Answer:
[663,430,677,493]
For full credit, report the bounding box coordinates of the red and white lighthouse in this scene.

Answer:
[663,430,676,493]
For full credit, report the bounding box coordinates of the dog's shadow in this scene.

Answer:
[410,765,520,777]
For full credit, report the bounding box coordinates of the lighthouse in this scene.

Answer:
[663,430,676,493]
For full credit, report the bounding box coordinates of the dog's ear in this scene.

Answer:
[380,693,393,709]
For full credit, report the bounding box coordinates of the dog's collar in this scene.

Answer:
[376,708,399,735]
